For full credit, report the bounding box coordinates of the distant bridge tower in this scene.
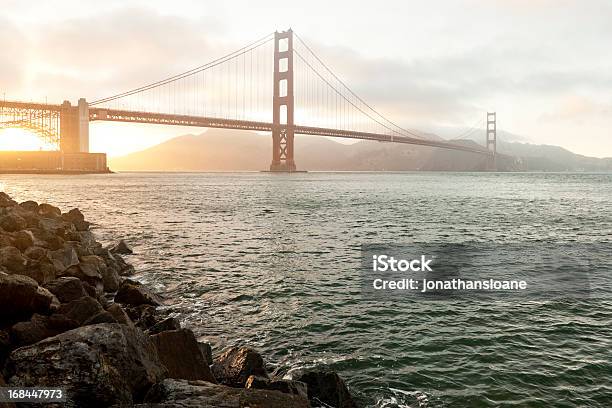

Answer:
[60,98,89,153]
[270,29,296,172]
[486,112,496,170]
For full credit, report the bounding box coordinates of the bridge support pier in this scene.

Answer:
[269,29,297,172]
[60,98,89,153]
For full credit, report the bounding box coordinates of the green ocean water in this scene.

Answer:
[2,172,611,407]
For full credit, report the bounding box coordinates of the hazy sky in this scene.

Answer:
[1,0,611,157]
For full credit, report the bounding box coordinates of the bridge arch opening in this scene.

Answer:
[0,128,57,151]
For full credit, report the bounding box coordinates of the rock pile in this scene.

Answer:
[0,192,358,407]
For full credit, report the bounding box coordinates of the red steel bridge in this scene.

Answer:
[0,29,496,171]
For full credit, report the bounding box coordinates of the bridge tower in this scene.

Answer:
[60,98,89,153]
[486,112,496,170]
[269,29,296,172]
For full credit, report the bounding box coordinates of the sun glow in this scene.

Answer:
[0,128,51,151]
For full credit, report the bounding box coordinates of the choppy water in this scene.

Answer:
[1,172,611,407]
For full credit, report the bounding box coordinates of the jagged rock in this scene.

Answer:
[44,277,87,303]
[125,304,159,330]
[23,246,46,260]
[30,228,64,250]
[48,246,80,273]
[12,230,33,251]
[296,370,358,408]
[0,233,13,247]
[62,263,103,294]
[83,310,117,325]
[0,246,27,272]
[79,254,119,292]
[198,341,213,366]
[245,375,309,400]
[106,303,134,326]
[61,208,90,230]
[77,230,101,252]
[0,193,17,208]
[111,239,133,255]
[0,272,59,321]
[150,329,216,382]
[115,279,163,306]
[148,317,181,335]
[0,214,26,232]
[141,379,310,408]
[38,218,74,238]
[37,203,61,218]
[9,313,72,347]
[57,296,104,325]
[212,346,269,388]
[6,323,167,407]
[19,258,56,285]
[19,200,39,212]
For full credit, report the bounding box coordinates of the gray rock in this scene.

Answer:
[296,370,358,408]
[212,346,269,388]
[0,272,59,321]
[83,310,118,325]
[142,378,311,408]
[44,277,87,303]
[245,375,309,400]
[0,246,27,272]
[12,230,33,251]
[36,203,61,218]
[23,246,46,260]
[19,200,39,212]
[57,296,104,325]
[0,214,26,232]
[80,254,119,292]
[9,313,77,347]
[150,329,216,383]
[198,341,213,366]
[110,239,133,255]
[7,323,167,407]
[106,303,134,326]
[148,317,181,335]
[48,246,80,274]
[115,279,163,306]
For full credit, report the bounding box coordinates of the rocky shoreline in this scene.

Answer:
[0,192,357,408]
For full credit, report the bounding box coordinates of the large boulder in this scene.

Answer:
[48,246,80,274]
[62,208,90,231]
[0,272,58,321]
[61,263,103,295]
[245,375,308,400]
[125,304,159,330]
[57,296,104,326]
[0,214,26,232]
[44,277,88,303]
[37,203,61,218]
[6,324,167,407]
[115,279,163,306]
[296,370,358,408]
[80,254,119,292]
[12,230,33,251]
[0,246,27,273]
[148,316,181,335]
[141,379,310,408]
[19,200,39,212]
[106,303,134,326]
[150,329,216,383]
[212,347,269,388]
[9,313,77,347]
[198,342,213,366]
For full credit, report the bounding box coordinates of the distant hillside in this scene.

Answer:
[109,129,611,172]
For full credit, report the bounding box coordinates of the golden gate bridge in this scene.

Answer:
[0,29,496,172]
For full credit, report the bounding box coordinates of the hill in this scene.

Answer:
[108,129,612,172]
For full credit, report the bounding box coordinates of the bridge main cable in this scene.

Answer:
[90,32,275,106]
